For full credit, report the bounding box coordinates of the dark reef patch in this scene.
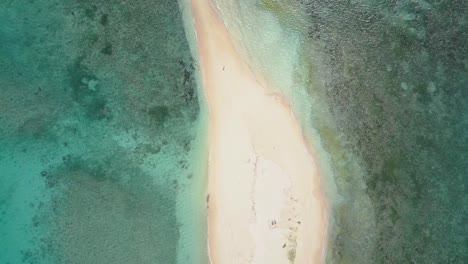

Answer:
[85,5,98,20]
[67,57,99,103]
[16,115,53,139]
[100,13,109,26]
[86,97,112,120]
[148,105,170,126]
[67,58,113,121]
[298,0,467,263]
[100,42,113,55]
[37,154,179,264]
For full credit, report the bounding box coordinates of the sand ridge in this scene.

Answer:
[190,0,328,263]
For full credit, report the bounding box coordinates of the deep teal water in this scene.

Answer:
[0,0,202,263]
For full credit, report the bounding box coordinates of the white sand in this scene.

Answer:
[190,0,329,263]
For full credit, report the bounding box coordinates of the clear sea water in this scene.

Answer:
[213,0,467,263]
[0,0,208,263]
[2,0,466,263]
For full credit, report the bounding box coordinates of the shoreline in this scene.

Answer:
[190,0,328,263]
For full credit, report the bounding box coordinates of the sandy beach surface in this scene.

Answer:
[190,0,328,263]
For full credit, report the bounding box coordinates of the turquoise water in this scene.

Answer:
[2,0,466,263]
[213,0,467,263]
[0,0,207,263]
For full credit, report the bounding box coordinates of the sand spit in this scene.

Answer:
[190,0,328,263]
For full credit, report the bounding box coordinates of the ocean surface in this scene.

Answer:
[1,0,466,264]
[213,0,466,263]
[0,0,208,263]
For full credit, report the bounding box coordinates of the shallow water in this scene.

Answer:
[0,0,207,263]
[213,0,467,263]
[2,0,466,263]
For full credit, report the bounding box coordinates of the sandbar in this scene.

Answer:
[190,0,328,263]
